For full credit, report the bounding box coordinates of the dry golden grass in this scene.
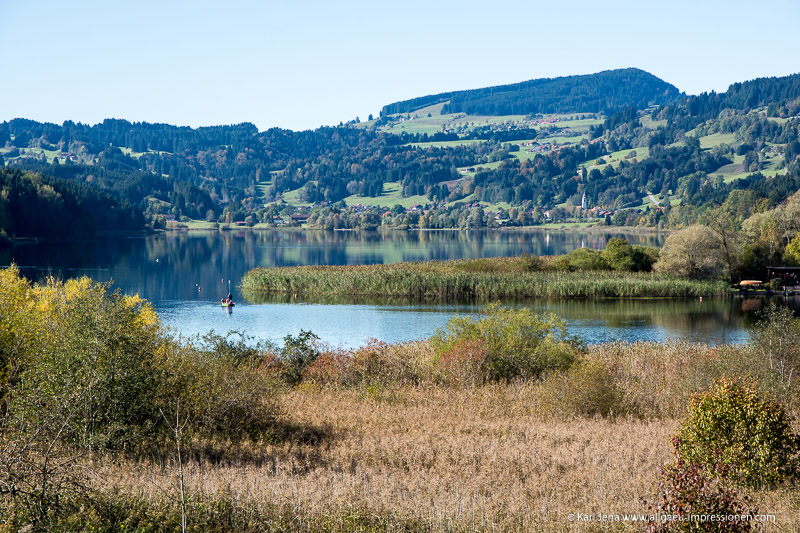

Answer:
[91,385,800,531]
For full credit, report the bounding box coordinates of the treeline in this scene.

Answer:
[0,168,144,242]
[5,120,395,219]
[381,68,680,116]
[659,71,800,130]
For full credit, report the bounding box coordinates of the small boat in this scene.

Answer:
[221,299,235,307]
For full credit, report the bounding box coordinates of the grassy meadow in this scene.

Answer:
[344,181,429,209]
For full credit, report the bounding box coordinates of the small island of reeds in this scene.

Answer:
[241,241,730,301]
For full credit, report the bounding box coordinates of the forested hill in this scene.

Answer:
[661,71,800,127]
[2,69,800,240]
[380,68,681,116]
[0,168,144,243]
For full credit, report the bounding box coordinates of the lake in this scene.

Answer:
[0,229,785,347]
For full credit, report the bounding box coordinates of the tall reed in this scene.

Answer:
[241,257,729,301]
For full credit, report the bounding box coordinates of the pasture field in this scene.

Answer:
[255,180,272,200]
[456,160,505,179]
[639,113,666,129]
[344,181,429,208]
[580,147,651,171]
[408,100,448,117]
[281,181,316,207]
[698,132,738,149]
[710,153,787,183]
[0,146,61,163]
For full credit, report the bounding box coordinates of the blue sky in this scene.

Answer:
[1,0,798,131]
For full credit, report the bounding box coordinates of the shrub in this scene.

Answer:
[160,342,282,441]
[519,253,545,272]
[553,248,609,271]
[301,349,349,385]
[302,340,433,387]
[280,330,321,385]
[434,338,489,386]
[677,378,800,487]
[431,304,581,382]
[347,340,426,386]
[645,440,756,533]
[747,303,800,404]
[536,359,622,418]
[8,275,167,451]
[551,240,658,273]
[198,330,279,368]
[602,238,657,272]
[0,268,285,450]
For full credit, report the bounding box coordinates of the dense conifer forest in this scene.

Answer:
[381,68,681,116]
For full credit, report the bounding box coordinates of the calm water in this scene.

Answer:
[1,229,784,347]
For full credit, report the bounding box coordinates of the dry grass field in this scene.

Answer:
[90,382,799,532]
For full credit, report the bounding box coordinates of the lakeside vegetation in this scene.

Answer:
[241,239,730,301]
[1,266,799,531]
[241,262,728,300]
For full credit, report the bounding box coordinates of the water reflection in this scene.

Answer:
[228,294,775,347]
[3,229,784,347]
[2,229,665,303]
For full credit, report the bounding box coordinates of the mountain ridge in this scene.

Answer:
[380,68,682,117]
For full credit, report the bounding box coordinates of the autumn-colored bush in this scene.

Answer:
[646,440,756,533]
[434,338,489,386]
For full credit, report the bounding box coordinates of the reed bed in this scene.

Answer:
[8,339,798,531]
[240,257,729,301]
[90,384,799,532]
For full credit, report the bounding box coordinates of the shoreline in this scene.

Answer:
[164,224,667,235]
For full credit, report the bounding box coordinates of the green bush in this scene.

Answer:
[601,238,657,272]
[199,330,278,368]
[677,378,800,487]
[280,330,321,385]
[7,275,168,451]
[769,277,783,291]
[553,248,609,271]
[160,342,282,441]
[431,303,581,382]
